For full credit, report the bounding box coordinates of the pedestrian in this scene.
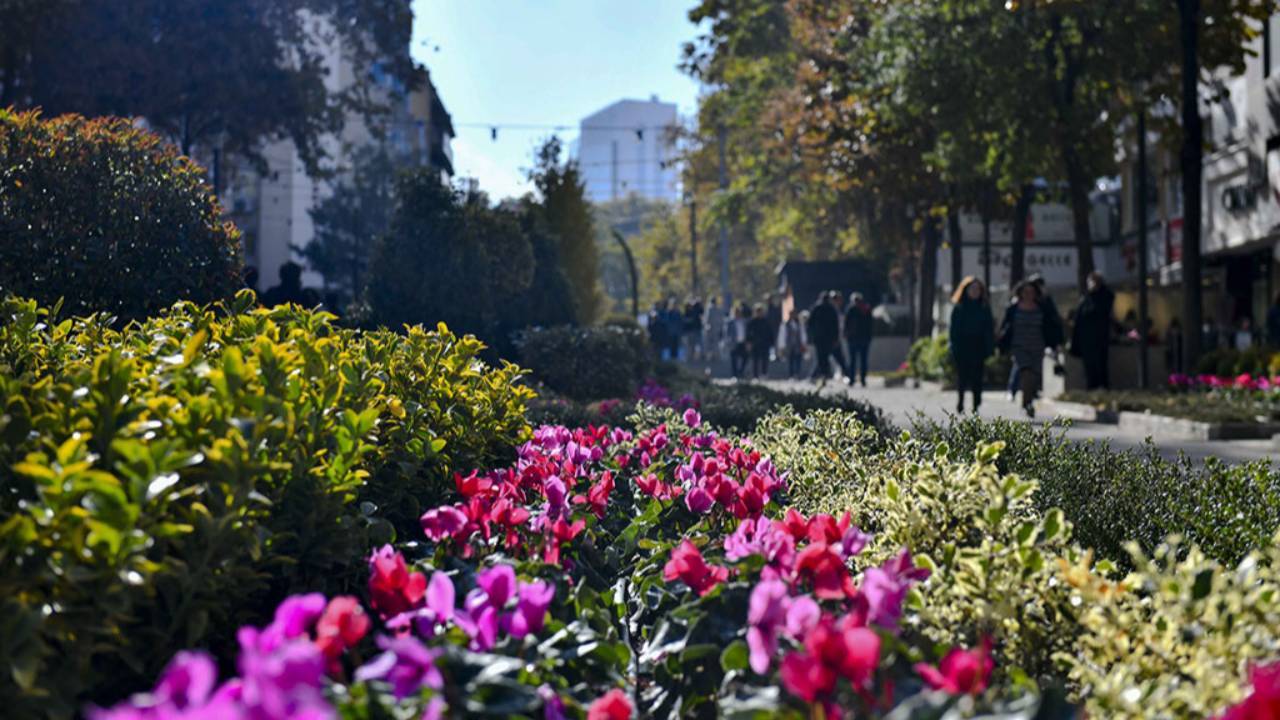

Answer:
[683,297,705,361]
[807,291,844,380]
[648,301,668,359]
[830,290,849,380]
[1166,318,1184,374]
[730,304,751,378]
[778,308,808,378]
[1006,274,1063,401]
[704,297,726,360]
[262,262,311,307]
[747,304,774,378]
[844,292,874,387]
[949,276,994,414]
[1235,316,1255,350]
[1268,292,1280,347]
[766,294,783,359]
[1069,271,1115,390]
[662,298,684,360]
[999,280,1062,417]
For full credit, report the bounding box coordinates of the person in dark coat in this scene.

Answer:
[949,277,995,414]
[1069,271,1115,390]
[1267,291,1280,347]
[807,291,843,380]
[262,262,311,308]
[747,304,774,378]
[999,280,1063,417]
[844,292,874,387]
[766,294,783,347]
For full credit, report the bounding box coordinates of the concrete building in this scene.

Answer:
[576,97,679,203]
[1112,12,1280,344]
[224,24,453,294]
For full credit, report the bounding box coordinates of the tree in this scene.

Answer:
[0,110,242,320]
[363,171,533,340]
[529,138,601,324]
[1,0,418,181]
[305,146,397,308]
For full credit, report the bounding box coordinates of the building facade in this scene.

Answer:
[224,25,454,294]
[576,97,679,203]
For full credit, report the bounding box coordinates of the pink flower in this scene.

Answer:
[368,546,427,620]
[354,635,442,699]
[504,580,555,638]
[683,408,702,428]
[684,485,714,514]
[914,637,994,696]
[587,688,633,720]
[795,543,855,600]
[663,540,729,596]
[315,597,370,674]
[1219,661,1280,719]
[860,549,929,629]
[746,580,791,674]
[724,517,795,570]
[779,651,837,703]
[420,505,468,542]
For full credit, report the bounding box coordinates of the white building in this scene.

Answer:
[224,22,453,294]
[576,97,679,203]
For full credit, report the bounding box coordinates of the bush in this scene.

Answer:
[909,414,1280,568]
[907,335,1009,387]
[1196,346,1280,377]
[516,323,651,401]
[0,294,531,717]
[0,111,243,321]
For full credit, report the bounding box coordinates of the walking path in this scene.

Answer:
[699,364,1276,464]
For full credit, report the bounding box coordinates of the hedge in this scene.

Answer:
[0,294,531,717]
[515,323,651,401]
[0,111,243,321]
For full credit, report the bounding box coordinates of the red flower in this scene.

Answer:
[1218,661,1280,719]
[576,471,614,518]
[315,596,370,674]
[780,508,810,540]
[368,545,427,620]
[663,540,729,596]
[587,688,633,720]
[795,543,856,600]
[456,471,495,499]
[914,637,994,696]
[779,651,837,703]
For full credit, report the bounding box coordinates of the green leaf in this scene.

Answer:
[720,639,749,672]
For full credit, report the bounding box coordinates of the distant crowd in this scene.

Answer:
[643,290,877,385]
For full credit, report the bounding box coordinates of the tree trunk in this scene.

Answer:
[1179,0,1204,371]
[1010,184,1035,288]
[918,217,939,337]
[1064,143,1096,292]
[948,201,964,293]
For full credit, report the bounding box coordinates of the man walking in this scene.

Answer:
[844,292,874,387]
[807,291,844,380]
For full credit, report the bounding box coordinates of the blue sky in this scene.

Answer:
[410,0,704,201]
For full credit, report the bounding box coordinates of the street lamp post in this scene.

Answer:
[1136,99,1150,389]
[686,192,698,293]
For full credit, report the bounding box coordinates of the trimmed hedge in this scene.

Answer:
[516,323,651,401]
[0,111,243,321]
[0,294,531,717]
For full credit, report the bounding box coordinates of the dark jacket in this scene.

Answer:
[747,317,774,352]
[844,302,874,345]
[998,301,1064,354]
[1070,287,1115,359]
[949,300,995,367]
[808,302,839,345]
[1268,305,1280,347]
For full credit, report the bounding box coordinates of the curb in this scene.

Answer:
[1035,399,1118,424]
[1118,412,1280,441]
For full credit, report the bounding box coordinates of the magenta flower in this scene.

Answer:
[505,580,556,638]
[684,485,714,514]
[860,549,930,629]
[683,408,702,428]
[234,630,331,719]
[354,635,442,700]
[477,565,518,608]
[746,580,791,674]
[785,596,821,638]
[724,517,796,574]
[538,685,568,720]
[837,526,871,561]
[420,506,467,542]
[88,651,228,719]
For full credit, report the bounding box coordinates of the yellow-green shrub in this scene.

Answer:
[0,293,531,717]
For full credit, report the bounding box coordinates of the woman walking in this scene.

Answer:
[747,304,774,379]
[949,277,994,414]
[999,280,1062,417]
[778,309,808,378]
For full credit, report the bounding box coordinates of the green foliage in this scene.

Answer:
[517,324,652,402]
[305,146,397,309]
[0,294,531,716]
[0,110,243,321]
[1060,387,1280,424]
[4,0,417,173]
[362,171,534,343]
[1196,345,1280,377]
[908,335,1011,387]
[910,414,1280,570]
[530,138,601,324]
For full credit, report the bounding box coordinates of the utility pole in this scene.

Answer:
[717,125,731,310]
[688,194,699,293]
[1178,0,1204,372]
[1137,101,1150,389]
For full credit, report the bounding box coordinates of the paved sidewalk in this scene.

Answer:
[712,374,1277,464]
